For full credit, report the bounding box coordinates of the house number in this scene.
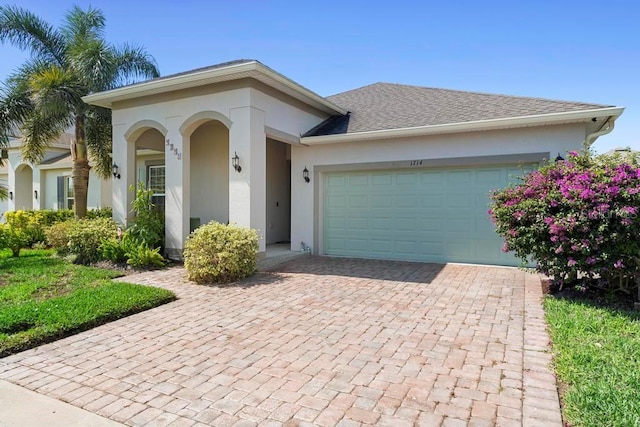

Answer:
[410,160,423,166]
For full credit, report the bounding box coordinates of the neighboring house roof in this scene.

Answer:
[602,147,638,157]
[39,152,72,167]
[305,82,615,136]
[8,132,74,149]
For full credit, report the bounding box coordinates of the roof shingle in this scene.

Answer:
[305,82,612,136]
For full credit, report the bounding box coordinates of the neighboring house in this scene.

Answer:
[602,147,638,157]
[83,59,624,265]
[0,133,111,218]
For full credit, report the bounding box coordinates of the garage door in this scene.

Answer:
[323,165,534,266]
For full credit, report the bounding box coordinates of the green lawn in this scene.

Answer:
[0,249,175,357]
[544,296,640,427]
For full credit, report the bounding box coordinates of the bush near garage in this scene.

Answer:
[489,150,640,294]
[184,221,259,284]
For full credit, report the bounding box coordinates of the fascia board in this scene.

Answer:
[301,107,625,145]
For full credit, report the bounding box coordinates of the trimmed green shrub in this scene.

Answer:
[4,210,45,247]
[0,223,30,257]
[86,207,113,219]
[184,221,259,284]
[67,217,118,264]
[45,220,76,254]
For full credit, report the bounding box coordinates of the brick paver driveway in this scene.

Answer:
[0,257,561,426]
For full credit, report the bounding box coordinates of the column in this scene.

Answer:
[229,106,267,253]
[164,117,189,259]
[112,123,134,225]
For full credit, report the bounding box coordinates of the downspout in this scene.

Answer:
[584,116,616,148]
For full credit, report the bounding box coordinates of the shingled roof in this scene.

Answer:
[304,82,612,137]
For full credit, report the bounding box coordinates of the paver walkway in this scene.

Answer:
[0,257,561,426]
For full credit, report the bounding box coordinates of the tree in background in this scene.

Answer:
[0,5,159,217]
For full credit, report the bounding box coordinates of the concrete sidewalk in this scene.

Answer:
[0,380,123,427]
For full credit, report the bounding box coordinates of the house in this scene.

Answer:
[0,133,111,218]
[83,59,624,266]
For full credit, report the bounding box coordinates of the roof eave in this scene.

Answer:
[82,61,347,115]
[301,107,625,145]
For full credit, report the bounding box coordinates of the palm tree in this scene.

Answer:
[0,5,159,217]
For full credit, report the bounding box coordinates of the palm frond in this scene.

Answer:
[0,185,8,201]
[0,5,65,65]
[28,64,85,115]
[60,5,105,45]
[111,43,159,88]
[0,78,33,147]
[20,109,71,163]
[68,38,116,91]
[85,105,112,179]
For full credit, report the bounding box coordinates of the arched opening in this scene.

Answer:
[188,120,230,230]
[15,164,33,210]
[133,128,166,214]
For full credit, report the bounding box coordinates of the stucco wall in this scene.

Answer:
[190,121,229,225]
[42,168,110,210]
[291,123,589,253]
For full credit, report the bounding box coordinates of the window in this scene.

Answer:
[57,176,74,210]
[66,177,74,210]
[147,165,165,214]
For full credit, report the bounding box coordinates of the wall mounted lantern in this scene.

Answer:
[34,190,38,200]
[554,153,564,162]
[303,167,310,183]
[232,152,242,173]
[9,191,13,200]
[112,163,121,179]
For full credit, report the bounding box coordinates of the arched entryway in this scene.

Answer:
[184,119,230,231]
[133,128,166,214]
[14,164,33,210]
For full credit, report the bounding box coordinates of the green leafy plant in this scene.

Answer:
[184,221,259,284]
[100,237,129,264]
[66,217,118,264]
[127,183,164,249]
[126,244,165,268]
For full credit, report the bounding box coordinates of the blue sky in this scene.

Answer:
[0,0,638,153]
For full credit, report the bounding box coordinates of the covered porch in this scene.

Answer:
[118,109,295,259]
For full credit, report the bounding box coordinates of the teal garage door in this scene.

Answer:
[323,165,534,266]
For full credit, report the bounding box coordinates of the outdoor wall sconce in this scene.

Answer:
[554,153,565,162]
[34,190,38,200]
[232,152,242,173]
[9,191,12,200]
[303,167,310,183]
[112,163,121,179]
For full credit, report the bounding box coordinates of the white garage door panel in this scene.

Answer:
[323,165,533,266]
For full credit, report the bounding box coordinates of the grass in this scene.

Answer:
[544,295,640,427]
[0,249,175,357]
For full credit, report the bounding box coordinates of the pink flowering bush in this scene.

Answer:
[490,150,640,292]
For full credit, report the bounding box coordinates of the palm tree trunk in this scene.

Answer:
[72,114,89,218]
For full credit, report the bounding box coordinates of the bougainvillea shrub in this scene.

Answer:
[489,150,640,292]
